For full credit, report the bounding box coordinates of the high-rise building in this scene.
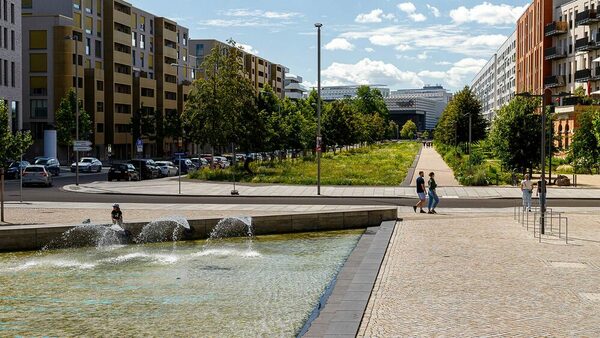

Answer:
[284,72,307,99]
[188,39,286,98]
[0,0,22,132]
[21,0,191,159]
[386,86,452,131]
[471,31,517,121]
[319,85,390,101]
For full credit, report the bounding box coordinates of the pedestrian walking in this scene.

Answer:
[427,172,439,214]
[521,174,533,211]
[413,171,427,214]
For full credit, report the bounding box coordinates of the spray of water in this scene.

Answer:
[209,217,253,239]
[135,216,191,244]
[42,223,127,250]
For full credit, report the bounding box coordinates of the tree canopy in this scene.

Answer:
[55,88,92,147]
[400,120,417,139]
[570,109,599,173]
[0,101,33,164]
[434,86,487,146]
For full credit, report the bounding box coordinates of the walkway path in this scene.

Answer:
[359,210,600,336]
[410,145,459,187]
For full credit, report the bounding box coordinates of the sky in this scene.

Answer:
[128,0,528,92]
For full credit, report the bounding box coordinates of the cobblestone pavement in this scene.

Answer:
[358,210,600,336]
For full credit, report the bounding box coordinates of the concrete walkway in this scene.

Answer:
[63,178,600,200]
[410,145,460,187]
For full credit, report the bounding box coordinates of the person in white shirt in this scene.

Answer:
[520,174,533,211]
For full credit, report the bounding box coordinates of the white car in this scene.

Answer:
[213,156,231,168]
[155,161,179,177]
[22,165,53,187]
[71,157,103,173]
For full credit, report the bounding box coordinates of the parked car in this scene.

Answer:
[6,161,30,179]
[108,163,140,181]
[21,165,53,187]
[71,157,103,173]
[128,159,160,180]
[34,157,61,176]
[175,159,196,174]
[155,161,179,177]
[213,156,230,168]
[191,157,209,169]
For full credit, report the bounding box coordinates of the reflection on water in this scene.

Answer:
[0,230,362,337]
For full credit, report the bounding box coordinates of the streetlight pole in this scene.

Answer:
[315,23,322,196]
[66,35,80,186]
[540,92,547,235]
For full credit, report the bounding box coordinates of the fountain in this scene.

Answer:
[43,222,129,250]
[209,216,253,239]
[135,216,191,243]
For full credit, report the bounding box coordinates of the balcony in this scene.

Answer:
[576,9,600,26]
[575,37,598,52]
[544,46,567,60]
[544,75,566,89]
[544,21,569,36]
[575,69,592,82]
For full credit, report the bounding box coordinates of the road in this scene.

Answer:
[2,170,597,208]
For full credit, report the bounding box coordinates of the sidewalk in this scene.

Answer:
[63,178,600,199]
[410,145,459,187]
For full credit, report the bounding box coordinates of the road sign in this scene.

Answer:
[73,140,92,147]
[136,138,143,153]
[74,146,92,152]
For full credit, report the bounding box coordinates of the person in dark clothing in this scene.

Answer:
[111,203,123,226]
[413,171,427,213]
[427,172,439,214]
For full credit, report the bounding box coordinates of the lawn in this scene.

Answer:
[188,142,420,186]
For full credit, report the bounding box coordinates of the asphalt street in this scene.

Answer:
[1,170,596,208]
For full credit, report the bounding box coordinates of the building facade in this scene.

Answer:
[284,73,307,99]
[319,85,390,101]
[21,0,191,159]
[0,0,22,132]
[471,31,517,121]
[384,96,446,132]
[188,39,286,98]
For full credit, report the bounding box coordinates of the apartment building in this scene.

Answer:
[387,85,452,130]
[471,31,517,121]
[188,39,286,98]
[284,73,307,99]
[319,85,390,101]
[0,0,21,132]
[21,0,190,159]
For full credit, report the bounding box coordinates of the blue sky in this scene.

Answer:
[128,0,528,92]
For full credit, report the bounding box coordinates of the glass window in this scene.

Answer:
[30,99,48,118]
[140,34,145,49]
[85,37,91,55]
[131,31,136,47]
[73,0,81,10]
[73,12,82,28]
[85,16,93,34]
[30,76,47,96]
[84,0,92,13]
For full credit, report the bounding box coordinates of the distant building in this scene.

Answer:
[471,31,517,121]
[0,0,21,132]
[387,85,452,131]
[284,73,307,99]
[319,85,390,101]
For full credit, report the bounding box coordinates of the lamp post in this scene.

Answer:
[66,34,80,186]
[315,23,322,195]
[516,90,571,236]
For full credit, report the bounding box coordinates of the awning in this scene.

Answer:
[593,56,600,63]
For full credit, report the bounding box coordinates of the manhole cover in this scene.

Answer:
[549,262,588,269]
[579,293,600,302]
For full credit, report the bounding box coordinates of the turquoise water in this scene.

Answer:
[0,230,362,337]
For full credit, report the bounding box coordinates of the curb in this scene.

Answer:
[401,144,423,187]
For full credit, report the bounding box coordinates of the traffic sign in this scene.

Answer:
[74,146,92,152]
[73,140,92,147]
[136,138,143,153]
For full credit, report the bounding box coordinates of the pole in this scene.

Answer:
[74,36,80,186]
[548,120,552,185]
[19,151,23,203]
[540,93,547,235]
[468,113,472,155]
[178,156,181,195]
[316,23,322,196]
[0,169,4,222]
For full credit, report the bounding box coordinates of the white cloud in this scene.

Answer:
[201,8,303,27]
[237,43,259,55]
[395,44,412,51]
[321,58,424,88]
[324,38,355,51]
[397,2,427,22]
[450,2,528,25]
[417,51,428,60]
[426,4,441,18]
[365,47,375,53]
[418,58,487,87]
[355,9,395,23]
[224,9,302,20]
[435,61,452,65]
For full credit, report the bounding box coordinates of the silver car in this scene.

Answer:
[155,161,179,177]
[22,165,53,187]
[71,157,103,173]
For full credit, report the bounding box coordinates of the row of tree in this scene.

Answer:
[182,41,396,156]
[0,101,33,165]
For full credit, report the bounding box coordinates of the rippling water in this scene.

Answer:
[0,230,362,337]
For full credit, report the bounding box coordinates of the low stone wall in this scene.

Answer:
[0,208,398,252]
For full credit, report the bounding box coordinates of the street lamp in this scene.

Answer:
[516,89,570,236]
[315,23,323,195]
[66,34,81,186]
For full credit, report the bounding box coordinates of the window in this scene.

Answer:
[183,33,187,46]
[115,63,130,74]
[115,104,131,114]
[30,99,48,118]
[131,31,136,47]
[85,16,92,34]
[115,83,131,94]
[73,12,82,28]
[10,30,14,50]
[96,19,102,37]
[10,61,14,87]
[140,34,145,49]
[141,88,154,97]
[96,80,103,91]
[150,19,153,34]
[95,61,102,69]
[165,91,176,100]
[96,123,104,133]
[85,37,91,55]
[114,42,130,54]
[72,76,83,88]
[148,54,153,70]
[10,3,14,23]
[2,0,5,21]
[132,50,136,66]
[30,76,48,96]
[84,0,91,13]
[22,0,32,9]
[73,0,81,10]
[140,16,145,31]
[30,53,48,72]
[3,28,7,48]
[115,124,130,133]
[29,30,47,49]
[140,52,144,67]
[115,22,130,34]
[72,54,83,65]
[96,102,103,112]
[0,59,2,86]
[165,74,177,83]
[95,40,102,58]
[165,39,176,49]
[96,0,101,16]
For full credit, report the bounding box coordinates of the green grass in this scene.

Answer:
[188,142,420,186]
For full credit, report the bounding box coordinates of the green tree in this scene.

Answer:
[488,97,541,173]
[434,86,487,145]
[55,89,92,147]
[0,101,33,164]
[570,109,600,173]
[422,130,430,140]
[400,120,417,139]
[592,110,600,145]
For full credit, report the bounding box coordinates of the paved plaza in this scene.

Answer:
[410,146,459,187]
[359,209,600,336]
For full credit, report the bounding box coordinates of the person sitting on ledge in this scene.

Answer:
[111,203,123,226]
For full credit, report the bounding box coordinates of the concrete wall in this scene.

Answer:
[0,208,398,252]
